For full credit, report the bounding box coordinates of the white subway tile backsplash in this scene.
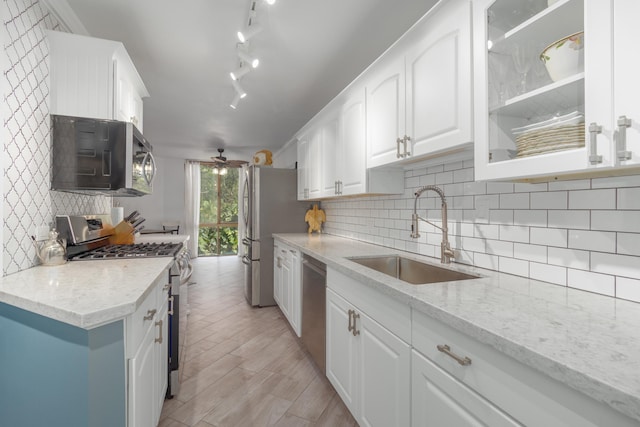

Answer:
[616,277,640,303]
[530,191,567,209]
[515,183,548,193]
[530,227,567,247]
[322,161,640,303]
[514,210,547,227]
[548,210,590,230]
[490,210,514,225]
[592,175,640,188]
[591,252,640,280]
[568,269,615,296]
[484,241,513,261]
[514,243,547,263]
[547,247,590,270]
[569,189,616,210]
[568,230,616,253]
[530,262,566,286]
[499,193,529,209]
[617,188,640,209]
[548,179,591,191]
[617,232,640,256]
[499,225,529,243]
[486,182,514,194]
[499,257,529,276]
[591,211,640,232]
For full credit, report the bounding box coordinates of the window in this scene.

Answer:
[198,165,239,256]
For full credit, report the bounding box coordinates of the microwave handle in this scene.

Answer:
[143,152,157,185]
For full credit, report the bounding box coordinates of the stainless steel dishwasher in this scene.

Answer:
[301,254,326,373]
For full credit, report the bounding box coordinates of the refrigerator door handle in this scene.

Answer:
[242,255,251,266]
[242,237,251,246]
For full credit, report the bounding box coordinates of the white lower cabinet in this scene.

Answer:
[326,269,411,427]
[273,241,302,336]
[411,350,519,427]
[126,271,169,427]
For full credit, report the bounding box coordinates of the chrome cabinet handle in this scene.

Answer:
[403,135,411,157]
[352,312,360,336]
[339,180,343,195]
[617,115,632,161]
[348,309,354,333]
[396,137,403,158]
[168,296,174,316]
[143,309,156,321]
[437,344,472,366]
[588,122,603,164]
[155,320,163,343]
[163,284,170,292]
[276,257,282,268]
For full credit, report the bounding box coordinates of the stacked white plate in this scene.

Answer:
[512,112,585,158]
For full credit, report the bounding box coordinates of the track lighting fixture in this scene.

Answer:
[237,24,262,44]
[237,48,259,69]
[231,79,247,99]
[230,65,250,81]
[230,93,241,109]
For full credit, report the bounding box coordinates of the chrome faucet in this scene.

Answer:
[411,185,455,264]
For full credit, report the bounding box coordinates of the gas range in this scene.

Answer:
[69,242,183,260]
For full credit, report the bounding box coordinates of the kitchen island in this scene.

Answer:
[0,234,188,427]
[274,233,640,425]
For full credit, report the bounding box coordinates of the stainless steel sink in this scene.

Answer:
[348,256,478,285]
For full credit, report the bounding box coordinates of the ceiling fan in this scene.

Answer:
[211,148,249,168]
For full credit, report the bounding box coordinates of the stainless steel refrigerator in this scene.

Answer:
[241,165,308,306]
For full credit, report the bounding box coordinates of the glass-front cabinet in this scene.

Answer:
[473,0,626,181]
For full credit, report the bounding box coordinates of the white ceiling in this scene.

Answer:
[59,0,438,162]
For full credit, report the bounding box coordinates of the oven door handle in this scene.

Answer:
[242,255,251,266]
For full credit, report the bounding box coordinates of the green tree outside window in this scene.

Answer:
[198,165,239,256]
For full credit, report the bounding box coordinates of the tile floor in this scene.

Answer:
[159,256,357,427]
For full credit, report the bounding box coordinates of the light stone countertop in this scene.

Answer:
[274,233,640,423]
[0,234,189,330]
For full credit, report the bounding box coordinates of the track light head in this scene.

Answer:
[230,93,241,109]
[265,0,276,4]
[231,79,247,99]
[237,24,263,43]
[237,49,259,69]
[230,65,251,81]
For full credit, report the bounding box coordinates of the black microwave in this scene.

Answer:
[51,115,156,196]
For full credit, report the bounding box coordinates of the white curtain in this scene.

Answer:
[184,161,200,257]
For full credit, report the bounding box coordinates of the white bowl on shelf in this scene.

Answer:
[540,31,584,82]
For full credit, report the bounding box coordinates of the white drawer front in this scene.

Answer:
[328,267,411,343]
[411,310,638,427]
[129,285,159,353]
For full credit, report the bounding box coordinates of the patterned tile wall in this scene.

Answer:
[3,0,110,275]
[322,159,640,303]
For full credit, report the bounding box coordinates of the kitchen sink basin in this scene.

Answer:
[348,256,478,285]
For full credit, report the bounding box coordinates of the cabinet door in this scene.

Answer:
[326,289,359,418]
[273,245,282,305]
[366,55,406,168]
[115,61,132,123]
[406,0,472,159]
[154,301,168,426]
[358,311,410,427]
[289,248,301,337]
[280,255,293,322]
[297,137,309,200]
[308,128,323,199]
[411,350,520,427]
[613,0,640,166]
[128,324,155,427]
[340,88,367,196]
[321,116,340,197]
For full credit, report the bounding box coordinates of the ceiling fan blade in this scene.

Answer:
[211,157,227,164]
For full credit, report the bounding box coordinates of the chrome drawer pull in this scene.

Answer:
[396,137,403,158]
[348,309,354,333]
[163,284,170,291]
[155,320,163,343]
[437,344,471,366]
[143,309,156,321]
[352,312,360,336]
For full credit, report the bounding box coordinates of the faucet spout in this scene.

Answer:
[410,185,454,264]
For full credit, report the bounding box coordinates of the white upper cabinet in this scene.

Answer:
[613,0,640,168]
[297,136,310,200]
[473,0,640,181]
[321,113,340,197]
[48,30,149,132]
[366,0,473,169]
[339,87,368,195]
